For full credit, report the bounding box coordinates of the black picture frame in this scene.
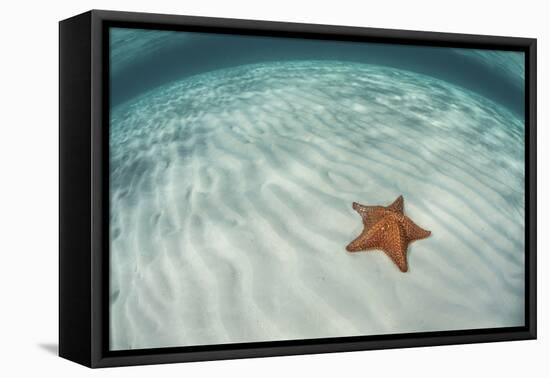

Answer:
[59,9,537,368]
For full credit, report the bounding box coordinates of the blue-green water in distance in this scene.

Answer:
[110,28,525,117]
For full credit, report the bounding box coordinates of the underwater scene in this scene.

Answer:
[109,27,525,350]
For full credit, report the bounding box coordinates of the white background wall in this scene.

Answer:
[0,0,546,376]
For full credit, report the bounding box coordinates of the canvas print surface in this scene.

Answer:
[108,27,525,351]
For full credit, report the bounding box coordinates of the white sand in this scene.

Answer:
[109,61,525,350]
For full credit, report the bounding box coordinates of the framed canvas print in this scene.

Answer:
[59,10,537,368]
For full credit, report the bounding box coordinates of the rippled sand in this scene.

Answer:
[109,61,525,351]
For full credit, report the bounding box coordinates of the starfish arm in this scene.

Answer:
[402,216,431,241]
[386,195,404,214]
[366,219,409,272]
[346,227,372,252]
[382,222,409,272]
[352,202,386,231]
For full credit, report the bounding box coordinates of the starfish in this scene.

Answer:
[345,195,431,272]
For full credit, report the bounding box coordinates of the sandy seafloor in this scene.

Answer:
[109,60,525,350]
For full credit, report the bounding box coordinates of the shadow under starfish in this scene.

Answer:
[346,195,431,272]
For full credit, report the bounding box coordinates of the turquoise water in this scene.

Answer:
[110,28,525,116]
[109,29,525,351]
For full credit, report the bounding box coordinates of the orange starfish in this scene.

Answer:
[346,195,431,272]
